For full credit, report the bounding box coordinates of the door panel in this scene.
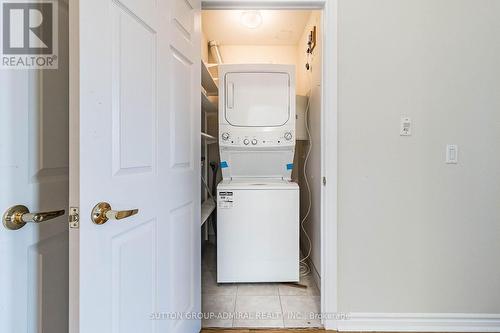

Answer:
[27,232,68,333]
[0,0,69,332]
[111,220,156,332]
[164,0,201,330]
[70,0,201,332]
[170,203,195,306]
[173,0,195,40]
[170,49,193,168]
[30,73,69,180]
[111,3,157,175]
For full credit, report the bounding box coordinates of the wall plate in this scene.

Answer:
[400,116,412,136]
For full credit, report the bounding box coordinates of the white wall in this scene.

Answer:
[338,0,500,317]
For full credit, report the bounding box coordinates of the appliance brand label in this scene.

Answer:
[218,191,233,209]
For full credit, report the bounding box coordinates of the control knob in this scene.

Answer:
[243,139,250,145]
[284,132,293,141]
[251,139,258,145]
[221,132,230,141]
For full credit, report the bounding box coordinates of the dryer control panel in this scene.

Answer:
[219,129,295,148]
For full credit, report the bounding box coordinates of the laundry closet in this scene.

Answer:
[199,9,323,329]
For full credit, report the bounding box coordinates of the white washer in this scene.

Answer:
[217,179,299,283]
[216,64,299,283]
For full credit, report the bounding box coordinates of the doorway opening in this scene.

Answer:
[199,8,324,329]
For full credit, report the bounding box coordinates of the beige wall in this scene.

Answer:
[216,45,298,65]
[338,0,500,314]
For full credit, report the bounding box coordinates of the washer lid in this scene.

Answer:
[218,178,299,190]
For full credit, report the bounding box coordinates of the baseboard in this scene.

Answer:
[335,313,500,332]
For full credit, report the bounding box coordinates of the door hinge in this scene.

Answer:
[322,176,327,186]
[69,207,79,229]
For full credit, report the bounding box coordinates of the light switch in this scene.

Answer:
[400,116,412,136]
[446,144,458,164]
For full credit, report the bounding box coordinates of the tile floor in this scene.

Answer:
[202,242,322,329]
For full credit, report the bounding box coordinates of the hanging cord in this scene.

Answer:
[299,62,315,277]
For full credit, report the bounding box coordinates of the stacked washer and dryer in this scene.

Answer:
[216,64,299,283]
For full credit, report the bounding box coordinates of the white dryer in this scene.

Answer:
[216,64,299,283]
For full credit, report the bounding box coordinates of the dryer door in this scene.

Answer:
[224,72,290,127]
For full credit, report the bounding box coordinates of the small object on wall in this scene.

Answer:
[305,26,316,71]
[307,26,317,53]
[446,144,458,164]
[295,95,308,140]
[400,116,412,136]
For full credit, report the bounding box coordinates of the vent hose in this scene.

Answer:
[209,40,223,64]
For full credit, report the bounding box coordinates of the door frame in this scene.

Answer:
[201,0,339,330]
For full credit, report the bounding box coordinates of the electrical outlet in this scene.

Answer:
[400,116,412,136]
[446,144,458,164]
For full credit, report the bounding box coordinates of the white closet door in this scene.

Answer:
[69,0,201,332]
[0,1,69,331]
[0,17,69,333]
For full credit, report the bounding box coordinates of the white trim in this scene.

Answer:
[319,0,338,330]
[337,313,500,332]
[68,0,80,332]
[202,0,324,10]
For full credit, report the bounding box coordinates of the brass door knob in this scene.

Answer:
[2,205,65,230]
[91,202,138,225]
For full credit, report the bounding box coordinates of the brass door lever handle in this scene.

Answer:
[91,202,138,225]
[2,205,65,230]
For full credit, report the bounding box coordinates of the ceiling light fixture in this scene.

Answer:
[240,10,263,29]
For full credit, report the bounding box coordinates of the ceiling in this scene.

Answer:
[202,10,312,46]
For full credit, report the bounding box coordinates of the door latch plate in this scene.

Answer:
[69,207,79,229]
